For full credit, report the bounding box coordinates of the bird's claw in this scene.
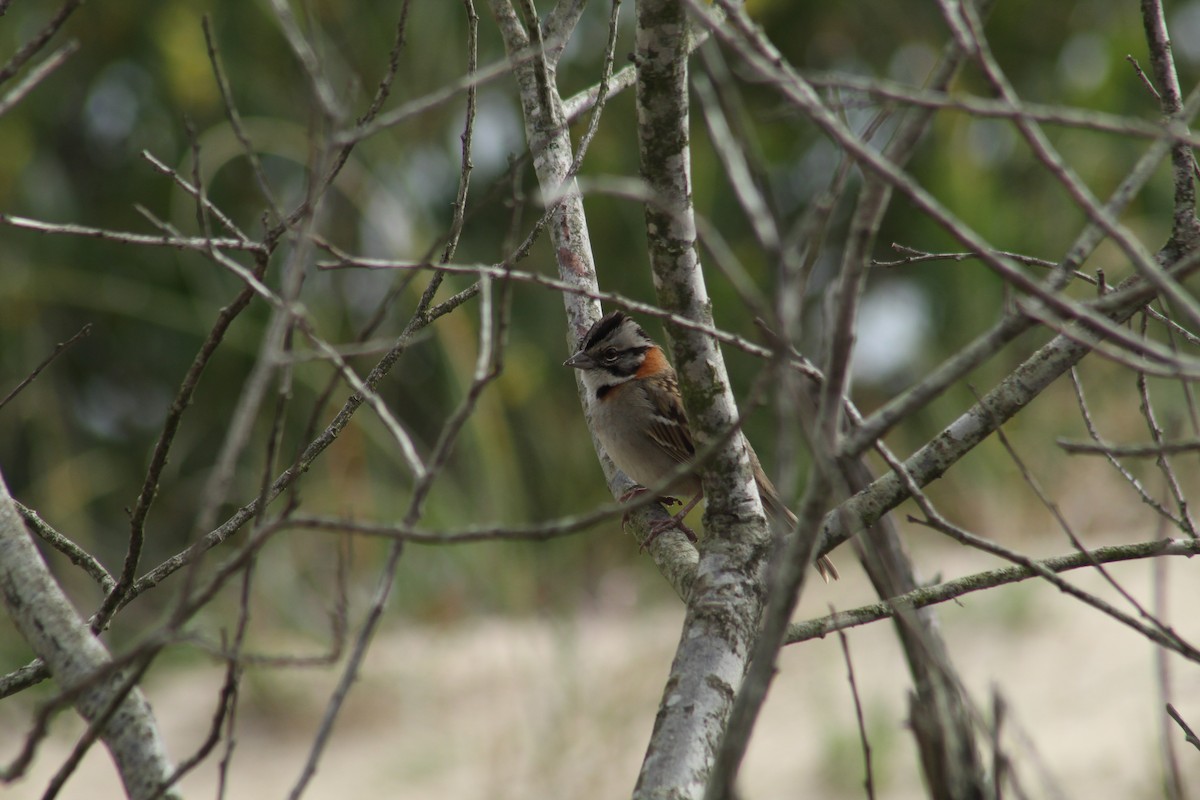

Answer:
[643,514,697,550]
[618,487,694,549]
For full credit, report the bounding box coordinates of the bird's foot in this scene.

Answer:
[643,512,698,549]
[618,487,692,549]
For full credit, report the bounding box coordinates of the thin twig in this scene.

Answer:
[1166,704,1200,752]
[787,537,1200,644]
[1067,369,1185,529]
[0,0,82,86]
[1152,527,1186,800]
[0,40,77,117]
[290,0,414,239]
[139,151,254,243]
[990,692,1008,800]
[0,214,262,253]
[834,619,876,800]
[805,68,1200,146]
[1126,54,1161,100]
[1058,436,1200,456]
[336,37,564,147]
[1135,313,1198,537]
[874,242,1083,278]
[0,323,91,412]
[96,249,272,632]
[1137,0,1199,235]
[971,383,1171,628]
[146,632,243,800]
[265,0,345,122]
[16,502,114,593]
[202,16,281,218]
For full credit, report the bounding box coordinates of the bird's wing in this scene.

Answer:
[643,373,696,465]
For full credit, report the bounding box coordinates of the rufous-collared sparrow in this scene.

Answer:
[565,310,838,581]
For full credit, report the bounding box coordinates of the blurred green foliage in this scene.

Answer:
[0,0,1191,637]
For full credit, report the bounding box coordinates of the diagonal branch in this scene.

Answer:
[0,470,178,799]
[787,537,1200,644]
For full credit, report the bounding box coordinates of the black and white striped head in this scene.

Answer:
[564,311,660,394]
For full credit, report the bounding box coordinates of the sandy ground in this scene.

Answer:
[4,542,1199,799]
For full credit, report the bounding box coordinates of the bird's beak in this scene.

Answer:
[563,351,594,369]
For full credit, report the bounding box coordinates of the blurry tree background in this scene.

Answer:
[1,0,1198,797]
[3,0,1187,616]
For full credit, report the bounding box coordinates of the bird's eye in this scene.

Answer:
[601,347,618,362]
